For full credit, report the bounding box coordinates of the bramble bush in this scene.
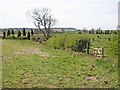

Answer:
[47,34,90,52]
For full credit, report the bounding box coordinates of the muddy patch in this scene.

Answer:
[86,76,98,81]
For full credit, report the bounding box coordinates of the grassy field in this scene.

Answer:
[0,39,2,89]
[2,34,118,88]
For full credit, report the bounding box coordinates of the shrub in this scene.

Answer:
[31,35,46,43]
[6,35,16,39]
[108,37,111,41]
[97,35,99,38]
[105,30,110,34]
[78,30,82,34]
[48,35,66,49]
[73,39,90,52]
[19,36,27,40]
[47,34,90,53]
[31,35,36,41]
[112,30,117,34]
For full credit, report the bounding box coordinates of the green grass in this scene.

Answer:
[2,35,118,88]
[0,39,2,89]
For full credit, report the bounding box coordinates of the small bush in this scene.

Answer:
[31,35,36,41]
[108,37,111,41]
[78,30,82,34]
[105,30,110,34]
[97,35,99,38]
[6,35,16,39]
[92,38,94,41]
[31,35,46,43]
[19,36,27,40]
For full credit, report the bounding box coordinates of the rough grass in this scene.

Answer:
[0,39,2,89]
[2,37,118,88]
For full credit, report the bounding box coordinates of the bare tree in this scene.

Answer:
[30,8,56,40]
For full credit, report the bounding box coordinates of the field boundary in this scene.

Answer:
[0,39,2,89]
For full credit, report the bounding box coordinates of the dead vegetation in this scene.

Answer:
[15,48,49,58]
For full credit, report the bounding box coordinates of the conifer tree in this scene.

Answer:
[7,29,10,36]
[27,31,30,40]
[11,29,14,35]
[31,29,34,36]
[23,28,26,36]
[3,31,6,39]
[17,31,21,38]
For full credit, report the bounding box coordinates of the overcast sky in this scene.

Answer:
[0,0,119,30]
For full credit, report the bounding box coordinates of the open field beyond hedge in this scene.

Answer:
[2,34,118,88]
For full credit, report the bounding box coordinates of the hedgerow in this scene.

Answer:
[6,35,16,39]
[47,34,90,52]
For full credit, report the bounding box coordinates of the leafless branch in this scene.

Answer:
[30,8,56,40]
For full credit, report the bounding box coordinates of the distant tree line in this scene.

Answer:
[2,28,34,40]
[78,28,118,34]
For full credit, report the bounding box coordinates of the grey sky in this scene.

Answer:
[0,0,119,30]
